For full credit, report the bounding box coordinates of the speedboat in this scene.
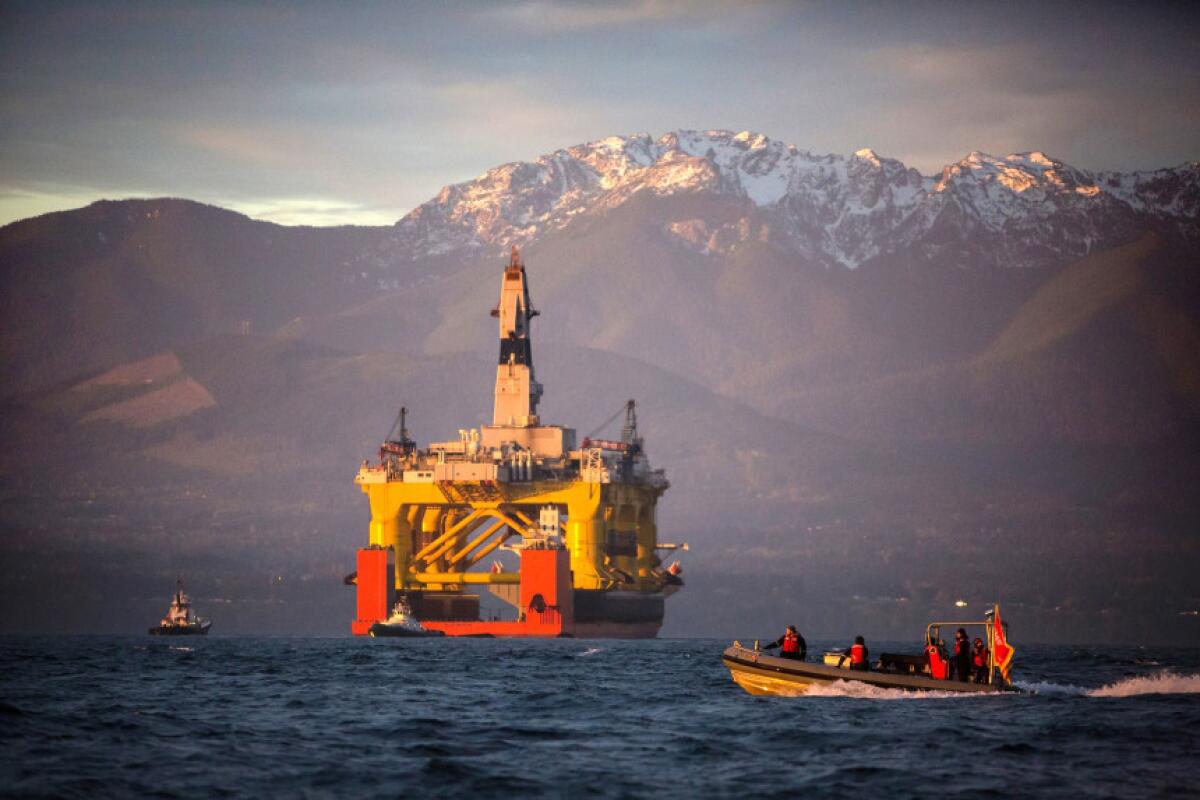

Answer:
[368,597,445,638]
[723,605,1019,695]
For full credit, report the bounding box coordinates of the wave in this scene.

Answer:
[800,680,980,700]
[1014,680,1086,696]
[1016,671,1200,698]
[1088,672,1200,697]
[575,647,603,658]
[800,670,1200,699]
[169,646,194,653]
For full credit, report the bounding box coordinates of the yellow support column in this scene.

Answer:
[368,516,389,548]
[421,508,445,542]
[615,500,638,583]
[421,507,446,589]
[635,502,660,590]
[566,486,605,589]
[437,509,461,573]
[392,504,416,590]
[368,498,413,592]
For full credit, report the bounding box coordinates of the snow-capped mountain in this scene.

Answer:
[377,130,1198,272]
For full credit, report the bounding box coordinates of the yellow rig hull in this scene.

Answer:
[355,474,672,632]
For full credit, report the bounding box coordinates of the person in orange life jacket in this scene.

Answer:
[763,625,807,660]
[971,637,990,684]
[951,628,972,682]
[843,635,869,671]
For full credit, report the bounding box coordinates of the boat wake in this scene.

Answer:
[801,680,979,700]
[792,671,1200,700]
[1017,671,1200,697]
[1089,671,1200,697]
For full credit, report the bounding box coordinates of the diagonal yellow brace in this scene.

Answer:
[421,514,492,566]
[509,508,535,527]
[413,508,485,563]
[507,506,567,534]
[448,510,530,565]
[464,530,518,566]
[447,519,508,567]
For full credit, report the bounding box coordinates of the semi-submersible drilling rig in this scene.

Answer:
[349,247,684,637]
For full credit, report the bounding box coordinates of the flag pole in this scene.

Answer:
[988,603,997,685]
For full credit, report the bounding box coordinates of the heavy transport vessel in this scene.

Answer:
[348,247,684,637]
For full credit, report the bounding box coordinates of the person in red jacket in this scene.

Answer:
[951,628,972,682]
[763,625,807,660]
[972,637,990,684]
[844,635,869,671]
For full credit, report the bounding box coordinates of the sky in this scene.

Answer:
[1,0,1197,227]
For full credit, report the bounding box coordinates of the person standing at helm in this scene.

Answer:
[763,625,807,660]
[844,635,869,671]
[952,628,972,682]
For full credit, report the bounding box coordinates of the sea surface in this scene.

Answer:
[1,637,1198,798]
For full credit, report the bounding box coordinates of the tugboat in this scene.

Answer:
[368,597,446,638]
[723,605,1019,695]
[148,579,212,636]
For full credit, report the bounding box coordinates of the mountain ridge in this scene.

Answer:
[368,129,1198,275]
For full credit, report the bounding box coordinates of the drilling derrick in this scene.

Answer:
[350,247,684,637]
[491,246,542,427]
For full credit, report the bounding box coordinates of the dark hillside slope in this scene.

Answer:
[770,234,1200,446]
[0,199,389,395]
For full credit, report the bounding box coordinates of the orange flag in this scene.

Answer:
[992,607,1015,683]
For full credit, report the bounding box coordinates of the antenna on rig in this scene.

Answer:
[621,399,639,446]
[381,406,415,460]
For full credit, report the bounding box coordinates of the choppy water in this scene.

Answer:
[2,637,1198,797]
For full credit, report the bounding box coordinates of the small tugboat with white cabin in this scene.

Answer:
[368,596,445,638]
[148,579,212,636]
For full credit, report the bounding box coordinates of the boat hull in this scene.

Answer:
[353,549,672,638]
[422,618,661,638]
[148,621,211,636]
[420,591,664,638]
[722,645,1012,695]
[368,623,445,638]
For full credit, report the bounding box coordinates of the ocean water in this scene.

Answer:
[1,637,1198,798]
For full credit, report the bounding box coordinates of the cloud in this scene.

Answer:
[179,125,307,169]
[851,39,1200,173]
[0,2,1195,226]
[0,182,156,227]
[481,0,727,32]
[219,196,403,227]
[0,180,403,229]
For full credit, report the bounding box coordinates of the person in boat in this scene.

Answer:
[951,628,972,682]
[972,637,990,684]
[763,625,807,660]
[844,635,869,671]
